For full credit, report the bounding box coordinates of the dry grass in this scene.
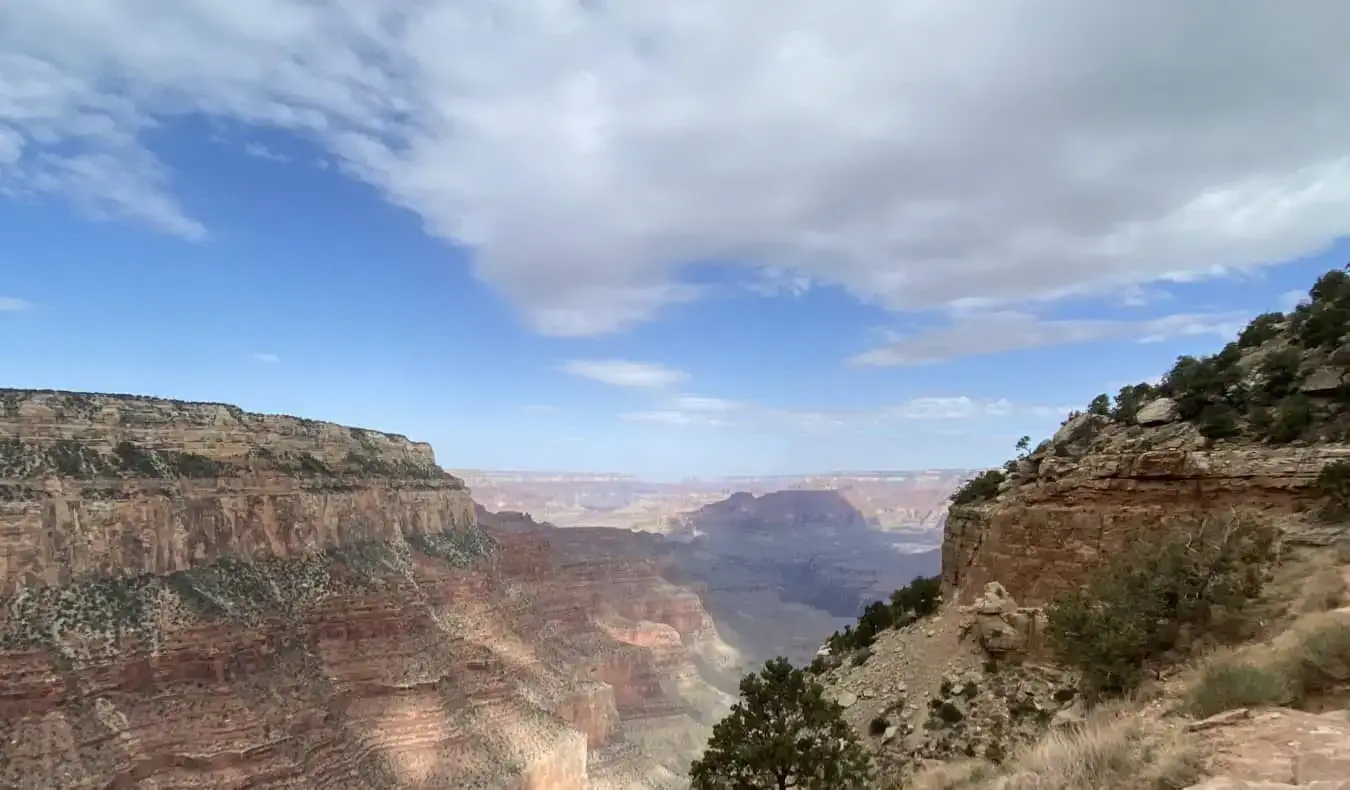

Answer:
[1185,655,1294,717]
[1183,610,1350,717]
[1334,538,1350,566]
[905,705,1203,790]
[1297,566,1347,613]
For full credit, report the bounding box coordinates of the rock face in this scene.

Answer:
[0,389,735,789]
[943,421,1350,606]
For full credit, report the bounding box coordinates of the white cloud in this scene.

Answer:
[665,395,743,412]
[622,409,725,427]
[243,141,290,162]
[252,352,280,363]
[0,297,32,311]
[628,395,1069,431]
[851,310,1249,366]
[559,359,687,388]
[5,3,1350,334]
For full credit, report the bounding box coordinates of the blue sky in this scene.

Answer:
[4,2,1350,479]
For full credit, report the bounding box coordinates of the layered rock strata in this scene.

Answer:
[943,415,1350,606]
[0,389,732,789]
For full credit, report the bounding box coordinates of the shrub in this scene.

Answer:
[1112,382,1159,423]
[852,648,873,667]
[1265,393,1314,444]
[1254,348,1303,404]
[1087,393,1111,416]
[1046,512,1278,700]
[1314,459,1350,519]
[1196,404,1241,440]
[868,716,890,736]
[1283,614,1350,696]
[689,658,875,789]
[1294,303,1350,349]
[1299,566,1347,613]
[1237,312,1285,349]
[950,469,1006,505]
[1161,348,1243,421]
[891,575,942,620]
[1185,658,1294,718]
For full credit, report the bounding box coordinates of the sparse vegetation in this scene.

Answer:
[826,574,942,654]
[949,469,1006,506]
[904,704,1202,790]
[1314,459,1350,519]
[689,657,875,790]
[1046,512,1278,700]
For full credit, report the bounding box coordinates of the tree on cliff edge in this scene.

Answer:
[689,657,874,790]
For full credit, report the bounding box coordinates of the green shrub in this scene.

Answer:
[1255,348,1303,404]
[950,469,1006,505]
[1237,312,1285,348]
[689,658,875,789]
[891,575,942,620]
[1112,382,1160,423]
[1046,512,1278,700]
[1087,394,1111,416]
[1196,405,1241,440]
[1265,393,1314,444]
[1162,348,1243,421]
[852,648,873,667]
[1185,659,1294,718]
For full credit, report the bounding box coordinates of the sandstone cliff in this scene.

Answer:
[0,389,734,789]
[943,284,1350,607]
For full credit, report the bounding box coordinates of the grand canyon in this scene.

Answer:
[0,388,965,788]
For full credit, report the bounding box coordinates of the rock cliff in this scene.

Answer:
[0,389,734,789]
[943,280,1350,606]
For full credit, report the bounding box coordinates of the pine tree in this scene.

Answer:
[689,657,875,790]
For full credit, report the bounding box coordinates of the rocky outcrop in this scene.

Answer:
[0,389,734,789]
[943,419,1350,606]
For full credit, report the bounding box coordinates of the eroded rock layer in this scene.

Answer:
[942,417,1350,607]
[0,389,734,789]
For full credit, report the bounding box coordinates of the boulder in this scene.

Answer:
[1135,397,1180,426]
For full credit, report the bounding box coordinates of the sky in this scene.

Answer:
[3,1,1350,480]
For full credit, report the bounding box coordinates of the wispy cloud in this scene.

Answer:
[243,141,290,162]
[252,352,280,364]
[850,310,1249,367]
[0,296,32,311]
[622,410,726,427]
[625,394,1071,431]
[664,395,743,412]
[559,359,688,389]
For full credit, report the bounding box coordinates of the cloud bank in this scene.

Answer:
[5,1,1350,335]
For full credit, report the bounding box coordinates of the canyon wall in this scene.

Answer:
[943,413,1350,608]
[0,389,734,789]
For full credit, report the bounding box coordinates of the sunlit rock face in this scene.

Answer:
[0,389,737,789]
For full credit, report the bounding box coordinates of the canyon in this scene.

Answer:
[0,389,740,789]
[460,471,964,667]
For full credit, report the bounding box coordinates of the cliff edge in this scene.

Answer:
[943,278,1350,606]
[0,389,734,789]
